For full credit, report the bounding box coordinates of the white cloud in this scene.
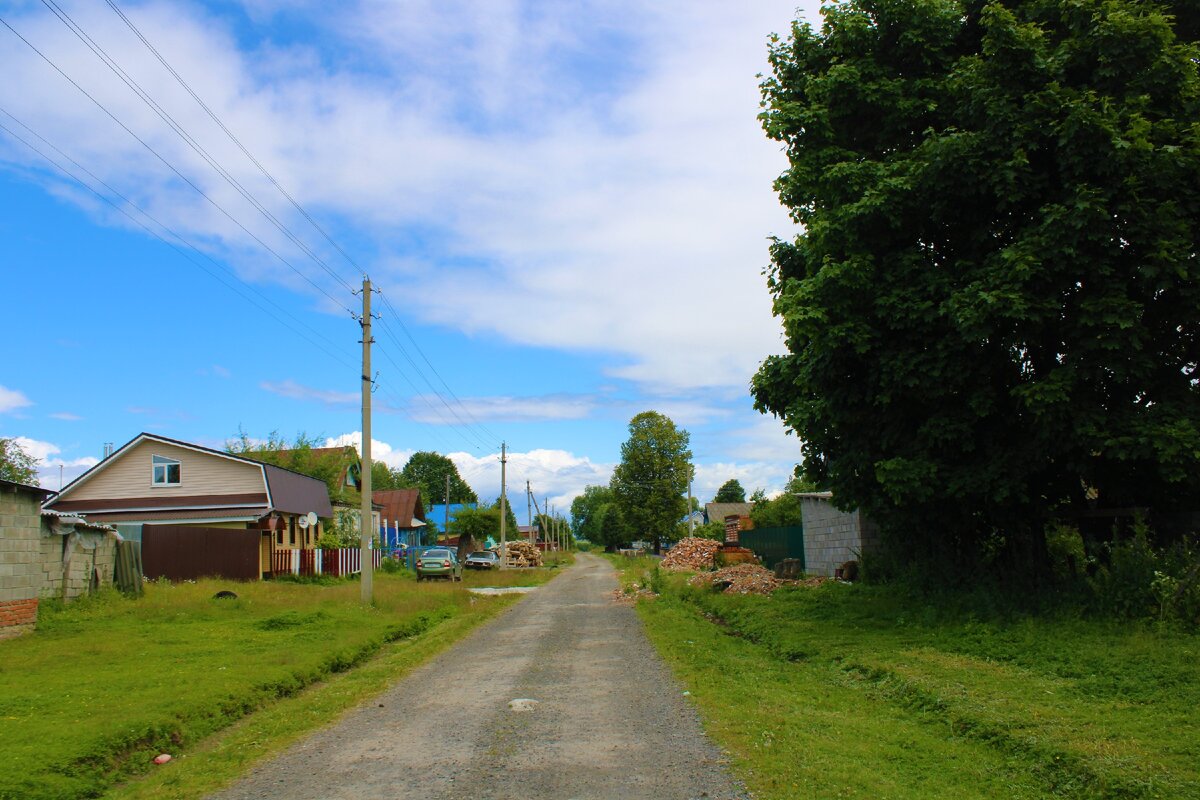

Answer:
[323,432,413,470]
[0,385,32,414]
[0,0,822,394]
[49,411,82,421]
[407,393,597,424]
[262,379,357,406]
[7,436,100,489]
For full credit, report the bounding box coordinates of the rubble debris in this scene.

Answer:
[716,546,759,566]
[498,540,543,568]
[689,564,780,595]
[660,537,722,571]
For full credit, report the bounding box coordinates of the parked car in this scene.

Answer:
[465,551,499,570]
[416,548,461,581]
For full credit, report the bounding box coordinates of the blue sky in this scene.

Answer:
[0,0,823,522]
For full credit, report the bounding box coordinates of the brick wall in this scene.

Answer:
[0,487,44,636]
[800,496,879,577]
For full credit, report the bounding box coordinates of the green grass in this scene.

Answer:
[0,568,558,800]
[629,570,1200,800]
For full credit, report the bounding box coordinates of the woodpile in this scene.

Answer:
[499,540,543,567]
[660,537,722,571]
[689,564,780,595]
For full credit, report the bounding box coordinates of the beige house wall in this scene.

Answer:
[67,440,264,503]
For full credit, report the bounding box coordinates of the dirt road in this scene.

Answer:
[209,553,747,800]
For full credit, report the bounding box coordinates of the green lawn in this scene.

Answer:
[628,566,1199,800]
[0,566,562,800]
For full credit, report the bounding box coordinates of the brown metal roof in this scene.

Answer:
[264,465,333,517]
[373,489,425,528]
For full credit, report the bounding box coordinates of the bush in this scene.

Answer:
[379,557,404,574]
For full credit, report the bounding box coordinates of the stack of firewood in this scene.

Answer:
[660,537,721,571]
[500,540,543,567]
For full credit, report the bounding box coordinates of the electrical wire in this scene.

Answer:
[41,0,356,295]
[0,106,353,369]
[0,13,354,315]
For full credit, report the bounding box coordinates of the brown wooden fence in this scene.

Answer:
[142,525,261,581]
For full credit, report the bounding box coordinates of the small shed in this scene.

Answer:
[797,492,879,577]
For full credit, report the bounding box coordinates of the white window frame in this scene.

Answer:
[152,454,181,487]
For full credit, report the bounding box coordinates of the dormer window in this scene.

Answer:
[152,455,181,486]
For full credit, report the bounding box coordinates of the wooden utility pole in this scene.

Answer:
[498,442,508,570]
[527,481,533,544]
[688,474,695,537]
[357,276,375,604]
[443,473,451,545]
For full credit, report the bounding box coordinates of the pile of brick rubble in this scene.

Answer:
[659,537,722,571]
[688,563,780,596]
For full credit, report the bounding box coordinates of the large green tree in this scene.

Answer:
[753,0,1200,573]
[713,479,747,503]
[0,437,39,485]
[610,411,693,553]
[399,451,478,508]
[570,484,615,542]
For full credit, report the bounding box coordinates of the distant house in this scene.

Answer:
[1,478,117,637]
[426,503,478,535]
[680,509,706,529]
[374,488,426,548]
[43,433,332,578]
[704,502,755,526]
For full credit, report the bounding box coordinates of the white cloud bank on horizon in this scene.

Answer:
[0,0,821,395]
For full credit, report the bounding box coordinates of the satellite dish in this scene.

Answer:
[306,511,318,528]
[297,515,309,530]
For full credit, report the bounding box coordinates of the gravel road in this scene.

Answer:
[208,552,748,800]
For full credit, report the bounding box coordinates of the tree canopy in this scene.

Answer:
[227,430,360,504]
[713,479,747,503]
[570,485,614,543]
[399,451,478,509]
[752,0,1200,571]
[610,411,693,553]
[0,437,38,485]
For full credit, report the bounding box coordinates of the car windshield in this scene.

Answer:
[423,549,451,559]
[469,552,494,559]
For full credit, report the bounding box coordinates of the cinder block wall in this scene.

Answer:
[801,497,878,577]
[38,527,116,601]
[0,489,43,638]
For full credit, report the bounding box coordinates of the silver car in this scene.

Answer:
[464,551,500,570]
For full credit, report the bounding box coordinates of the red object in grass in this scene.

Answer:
[153,754,172,765]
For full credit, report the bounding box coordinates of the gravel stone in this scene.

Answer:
[207,553,749,800]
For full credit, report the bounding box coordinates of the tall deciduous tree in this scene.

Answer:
[610,411,693,554]
[713,479,747,503]
[753,0,1200,573]
[399,451,478,509]
[570,485,615,543]
[0,437,38,485]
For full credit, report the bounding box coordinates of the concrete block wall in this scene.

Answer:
[801,496,878,577]
[0,489,44,638]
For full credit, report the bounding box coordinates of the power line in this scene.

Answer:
[104,0,365,281]
[40,0,356,295]
[0,106,353,369]
[376,289,501,443]
[0,12,354,315]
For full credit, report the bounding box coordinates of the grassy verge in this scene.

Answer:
[623,565,1199,799]
[0,567,558,800]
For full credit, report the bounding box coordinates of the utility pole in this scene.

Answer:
[443,473,451,546]
[527,481,533,545]
[356,276,376,604]
[499,442,508,570]
[688,473,695,537]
